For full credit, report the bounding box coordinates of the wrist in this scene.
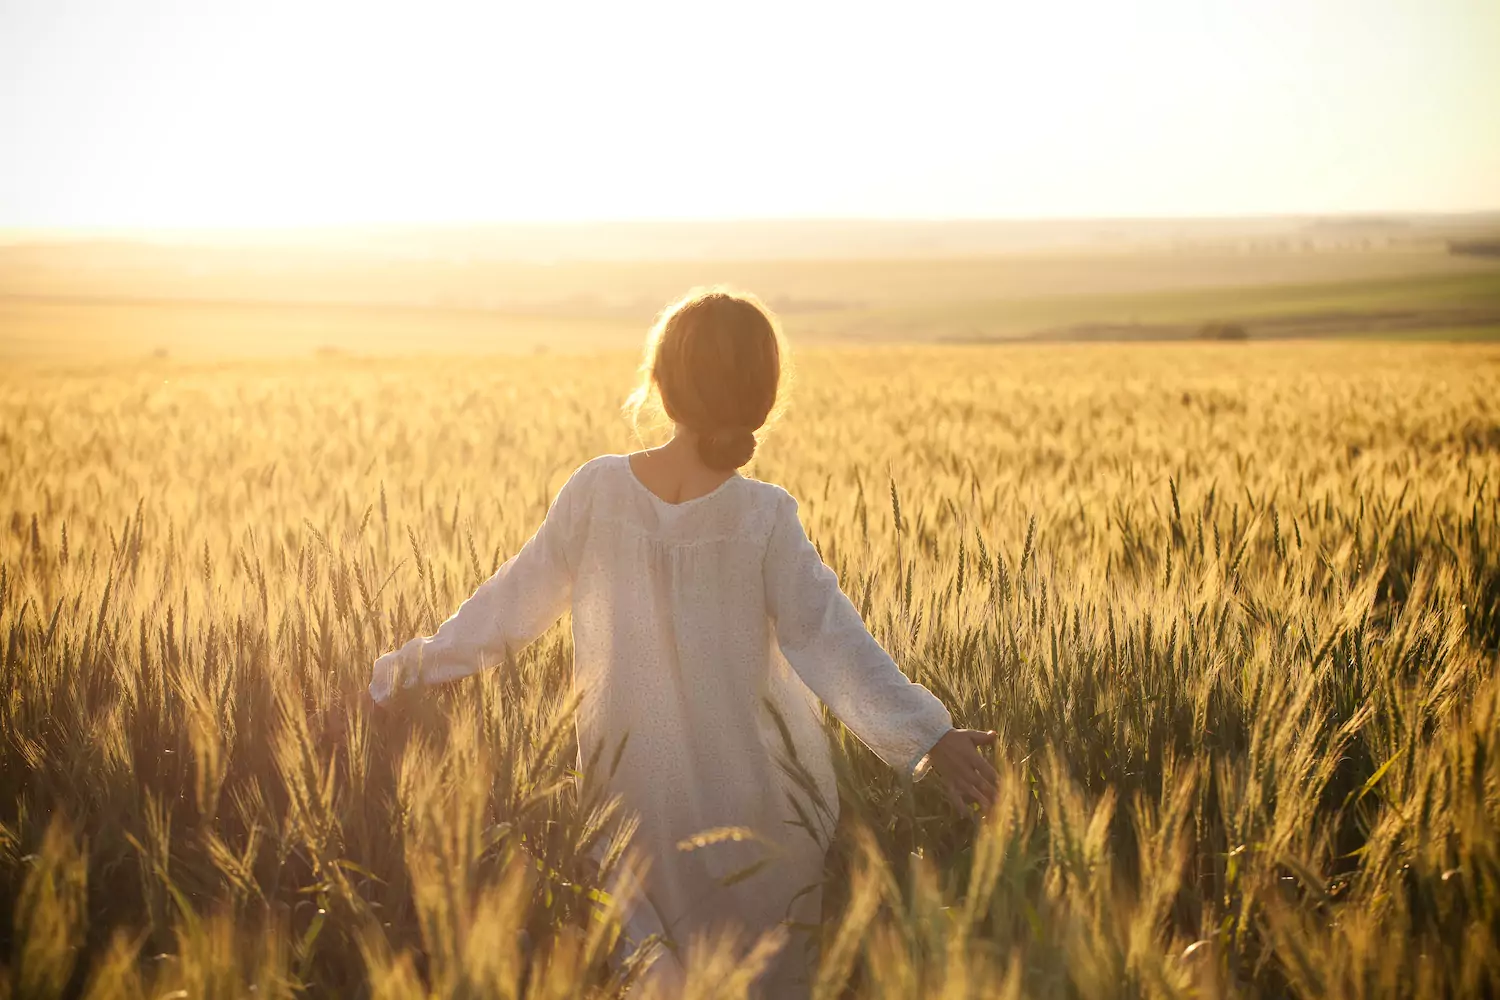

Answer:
[908,726,953,782]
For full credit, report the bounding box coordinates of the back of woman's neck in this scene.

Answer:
[628,436,735,504]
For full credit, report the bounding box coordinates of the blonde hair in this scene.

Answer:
[625,287,790,470]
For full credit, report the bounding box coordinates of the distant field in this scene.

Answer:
[2,238,1499,360]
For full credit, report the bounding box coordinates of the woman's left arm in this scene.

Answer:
[368,464,589,704]
[763,489,1001,812]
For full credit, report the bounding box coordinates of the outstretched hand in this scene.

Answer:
[928,728,1000,816]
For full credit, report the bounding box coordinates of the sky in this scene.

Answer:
[1,0,1497,228]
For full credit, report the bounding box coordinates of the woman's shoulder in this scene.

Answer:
[734,472,799,515]
[735,470,787,496]
[550,454,623,509]
[570,453,627,481]
[561,453,645,488]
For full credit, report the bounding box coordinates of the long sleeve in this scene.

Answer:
[368,464,588,704]
[763,490,953,780]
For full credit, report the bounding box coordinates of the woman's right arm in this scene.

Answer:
[369,461,590,704]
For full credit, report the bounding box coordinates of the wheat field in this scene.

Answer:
[1,341,1498,998]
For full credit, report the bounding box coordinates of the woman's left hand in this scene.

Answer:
[928,728,1001,816]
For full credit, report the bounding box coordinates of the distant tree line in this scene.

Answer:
[1198,321,1249,340]
[1448,239,1500,258]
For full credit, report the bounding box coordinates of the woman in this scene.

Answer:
[369,288,1000,996]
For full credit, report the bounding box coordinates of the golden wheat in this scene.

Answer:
[1,341,1497,998]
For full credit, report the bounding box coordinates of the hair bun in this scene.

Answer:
[697,425,757,470]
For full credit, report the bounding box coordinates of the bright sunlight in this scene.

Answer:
[2,0,1498,229]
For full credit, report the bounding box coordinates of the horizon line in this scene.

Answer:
[3,207,1499,237]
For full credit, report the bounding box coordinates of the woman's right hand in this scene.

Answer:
[928,728,1001,815]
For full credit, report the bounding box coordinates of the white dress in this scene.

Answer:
[369,454,954,996]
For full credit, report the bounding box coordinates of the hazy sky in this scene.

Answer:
[2,0,1497,227]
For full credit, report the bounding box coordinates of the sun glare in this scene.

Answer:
[1,0,1498,228]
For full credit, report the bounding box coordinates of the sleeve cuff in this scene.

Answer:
[906,723,952,783]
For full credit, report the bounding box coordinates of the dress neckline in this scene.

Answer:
[620,453,740,508]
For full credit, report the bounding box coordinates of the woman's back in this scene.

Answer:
[369,288,994,998]
[371,451,953,994]
[569,454,837,991]
[571,452,825,839]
